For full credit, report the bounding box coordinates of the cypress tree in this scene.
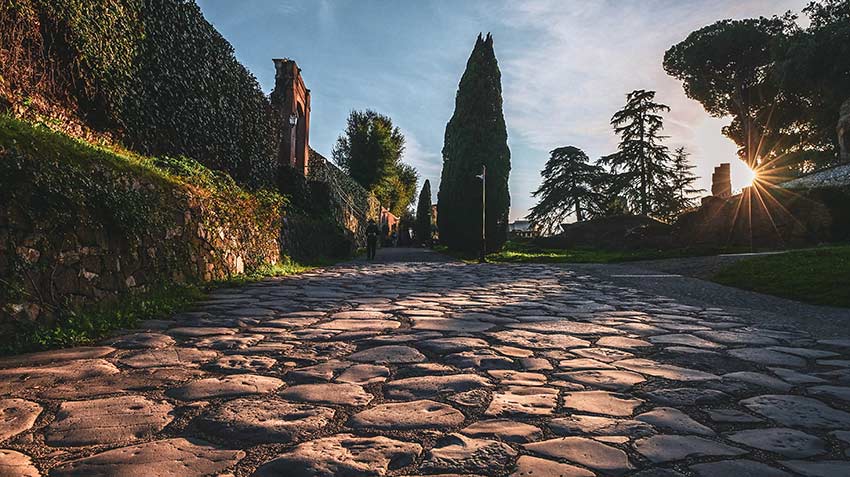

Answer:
[415,179,433,245]
[438,33,511,253]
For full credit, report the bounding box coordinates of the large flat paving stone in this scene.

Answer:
[634,435,746,463]
[461,419,542,443]
[50,438,244,477]
[562,390,643,417]
[635,407,714,436]
[0,449,39,477]
[0,359,118,394]
[168,374,283,401]
[779,460,850,476]
[196,398,334,444]
[488,330,590,349]
[280,383,373,406]
[549,414,653,438]
[46,395,173,446]
[0,347,115,368]
[421,433,517,475]
[119,348,218,368]
[525,436,633,476]
[349,400,464,429]
[252,433,421,477]
[726,428,826,458]
[484,386,558,417]
[0,399,41,442]
[510,455,594,477]
[740,394,850,429]
[384,374,491,399]
[690,459,792,477]
[348,345,425,364]
[614,358,718,381]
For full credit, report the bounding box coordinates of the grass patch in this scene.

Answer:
[0,257,325,356]
[437,241,752,264]
[712,245,850,308]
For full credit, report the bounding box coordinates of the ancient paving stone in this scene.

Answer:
[119,348,218,368]
[208,355,277,373]
[525,437,633,476]
[559,369,645,391]
[644,387,730,406]
[562,390,643,417]
[316,319,400,331]
[635,407,715,436]
[770,367,827,385]
[349,400,465,429]
[728,348,807,367]
[707,408,764,424]
[510,455,594,477]
[615,358,718,381]
[45,396,173,447]
[558,358,616,370]
[808,385,850,402]
[723,371,792,391]
[741,394,850,429]
[418,337,489,353]
[634,435,746,463]
[596,336,652,349]
[412,317,494,332]
[50,438,244,477]
[519,357,553,371]
[348,345,426,364]
[690,459,792,477]
[572,347,634,362]
[488,330,590,349]
[649,334,723,349]
[487,370,547,386]
[280,383,373,406]
[726,428,826,458]
[336,364,390,384]
[168,374,284,401]
[461,419,543,443]
[0,359,119,394]
[384,374,491,399]
[253,434,421,476]
[167,327,238,337]
[0,346,115,367]
[0,399,41,442]
[444,349,514,370]
[494,345,534,358]
[196,398,335,444]
[694,330,778,345]
[485,386,559,417]
[767,346,837,359]
[36,367,204,400]
[287,360,352,382]
[0,449,39,477]
[193,333,266,350]
[330,310,392,320]
[549,415,653,438]
[779,460,850,476]
[506,321,619,335]
[108,332,176,349]
[422,433,517,475]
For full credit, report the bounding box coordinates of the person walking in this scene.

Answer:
[365,219,379,260]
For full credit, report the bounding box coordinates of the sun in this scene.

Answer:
[743,166,759,186]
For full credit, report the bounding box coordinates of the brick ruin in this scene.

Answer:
[711,163,732,198]
[271,58,311,176]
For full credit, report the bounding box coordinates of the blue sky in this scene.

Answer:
[197,0,806,221]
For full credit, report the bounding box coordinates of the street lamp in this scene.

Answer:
[476,165,486,263]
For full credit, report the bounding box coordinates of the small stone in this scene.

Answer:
[168,374,283,401]
[336,364,390,384]
[208,355,277,374]
[51,438,244,477]
[461,419,542,443]
[422,433,517,474]
[510,455,594,477]
[636,407,714,436]
[484,386,559,417]
[349,400,464,429]
[280,383,372,407]
[252,434,420,476]
[726,428,826,458]
[348,345,426,364]
[634,435,746,463]
[0,399,41,442]
[525,436,633,476]
[563,391,642,417]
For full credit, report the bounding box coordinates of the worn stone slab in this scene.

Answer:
[461,419,542,443]
[510,455,594,477]
[51,438,244,477]
[119,348,218,368]
[252,434,421,477]
[690,459,792,477]
[0,449,39,477]
[596,336,652,349]
[741,394,850,429]
[485,386,559,417]
[549,415,653,438]
[559,369,645,391]
[422,433,517,475]
[634,435,746,463]
[487,370,547,386]
[336,364,389,384]
[0,399,41,442]
[348,345,425,364]
[728,348,807,367]
[316,319,400,331]
[525,436,633,476]
[444,350,513,370]
[779,460,850,476]
[506,321,619,335]
[488,330,590,349]
[614,358,718,381]
[168,327,238,337]
[36,368,204,400]
[636,407,714,436]
[0,346,115,368]
[572,347,635,363]
[168,374,283,401]
[208,355,277,374]
[808,385,850,402]
[0,359,119,394]
[418,337,489,353]
[46,395,173,447]
[412,317,494,332]
[562,391,643,417]
[644,387,729,406]
[107,333,176,349]
[196,398,334,444]
[280,383,372,406]
[349,400,464,429]
[726,428,826,458]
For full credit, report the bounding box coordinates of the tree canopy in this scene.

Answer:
[438,33,511,253]
[332,110,418,215]
[415,179,433,245]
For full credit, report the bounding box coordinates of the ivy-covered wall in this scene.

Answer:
[0,0,279,188]
[0,117,283,333]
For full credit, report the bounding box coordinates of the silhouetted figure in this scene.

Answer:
[366,219,379,260]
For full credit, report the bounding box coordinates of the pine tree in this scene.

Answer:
[415,179,433,245]
[438,33,511,253]
[599,90,674,217]
[667,146,704,217]
[527,146,605,235]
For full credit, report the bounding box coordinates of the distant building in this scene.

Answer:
[509,220,539,239]
[711,163,732,198]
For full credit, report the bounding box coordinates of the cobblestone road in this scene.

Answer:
[2,248,850,476]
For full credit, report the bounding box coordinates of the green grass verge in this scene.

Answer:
[437,241,752,264]
[712,245,850,308]
[1,258,326,356]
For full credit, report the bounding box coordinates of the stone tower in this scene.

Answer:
[271,59,311,176]
[711,163,732,198]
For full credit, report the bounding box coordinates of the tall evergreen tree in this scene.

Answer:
[527,146,605,235]
[599,90,674,217]
[667,147,704,216]
[438,33,511,253]
[415,179,433,245]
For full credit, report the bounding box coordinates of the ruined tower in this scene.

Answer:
[271,59,311,176]
[711,163,732,198]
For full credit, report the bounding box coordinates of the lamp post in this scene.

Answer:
[476,165,486,263]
